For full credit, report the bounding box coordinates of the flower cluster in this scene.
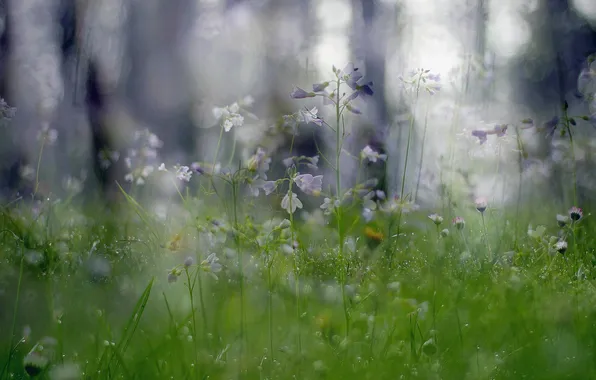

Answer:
[212,102,245,132]
[399,68,441,95]
[290,62,373,116]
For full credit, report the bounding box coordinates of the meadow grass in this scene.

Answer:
[1,65,596,380]
[1,170,595,380]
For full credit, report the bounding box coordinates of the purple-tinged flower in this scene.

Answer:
[569,206,583,221]
[175,165,192,182]
[346,82,374,101]
[281,192,303,214]
[184,256,195,268]
[427,73,441,82]
[313,82,330,92]
[294,173,323,195]
[247,176,266,197]
[299,107,323,127]
[168,268,181,284]
[345,104,362,115]
[453,216,465,230]
[471,130,488,144]
[305,155,319,170]
[475,197,487,213]
[340,63,363,87]
[493,124,508,137]
[201,253,222,280]
[247,147,271,179]
[290,86,316,99]
[361,145,387,163]
[283,157,295,168]
[262,181,277,195]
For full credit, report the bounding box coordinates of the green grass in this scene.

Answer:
[1,182,596,380]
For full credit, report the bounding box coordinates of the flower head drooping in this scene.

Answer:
[555,240,568,255]
[569,206,583,221]
[556,214,569,228]
[440,229,450,237]
[294,173,323,196]
[282,192,303,214]
[453,216,465,230]
[475,197,488,213]
[168,268,182,283]
[361,145,387,163]
[428,213,444,226]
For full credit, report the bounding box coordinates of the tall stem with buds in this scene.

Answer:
[335,79,350,338]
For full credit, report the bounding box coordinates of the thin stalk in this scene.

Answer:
[335,79,350,337]
[196,267,209,349]
[414,99,431,201]
[210,125,225,191]
[184,268,200,377]
[33,136,47,198]
[392,76,422,255]
[481,213,492,262]
[267,256,274,366]
[399,77,421,201]
[514,127,525,249]
[231,180,245,364]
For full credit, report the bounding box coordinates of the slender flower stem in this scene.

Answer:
[184,268,200,377]
[267,254,274,367]
[481,213,492,262]
[414,100,431,201]
[196,267,209,348]
[392,76,422,255]
[400,77,421,202]
[210,125,225,191]
[335,79,350,337]
[287,179,302,363]
[33,136,47,198]
[231,180,245,362]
